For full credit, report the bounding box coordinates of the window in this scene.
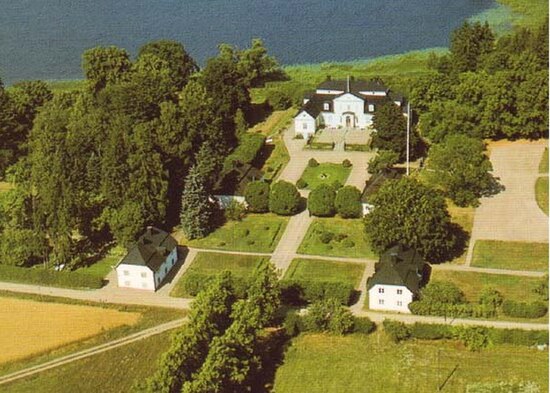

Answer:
[378,299,384,305]
[124,281,130,287]
[142,282,148,288]
[368,104,375,112]
[378,287,384,294]
[303,123,308,130]
[123,270,129,276]
[140,272,147,278]
[397,301,403,307]
[323,102,330,111]
[397,289,402,295]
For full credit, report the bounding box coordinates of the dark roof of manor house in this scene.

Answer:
[298,79,404,118]
[118,226,177,272]
[367,244,425,293]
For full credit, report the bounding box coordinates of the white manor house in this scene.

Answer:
[294,78,405,139]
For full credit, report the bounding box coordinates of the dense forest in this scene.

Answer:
[0,39,282,268]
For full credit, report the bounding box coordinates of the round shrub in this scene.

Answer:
[308,184,336,217]
[304,298,355,335]
[283,311,304,337]
[244,180,270,213]
[333,233,347,242]
[501,300,548,318]
[353,317,376,334]
[308,158,319,167]
[296,178,308,189]
[331,180,343,190]
[342,159,352,168]
[421,281,465,305]
[269,180,302,216]
[383,319,410,343]
[335,185,362,218]
[224,199,247,221]
[319,231,334,244]
[295,133,304,140]
[342,238,355,248]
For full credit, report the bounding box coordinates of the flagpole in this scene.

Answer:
[406,101,410,176]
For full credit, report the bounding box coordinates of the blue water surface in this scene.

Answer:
[0,0,496,83]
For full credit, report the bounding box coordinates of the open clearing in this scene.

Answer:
[284,258,365,287]
[471,240,548,271]
[430,270,545,303]
[2,331,171,393]
[447,202,475,264]
[298,218,377,259]
[273,332,548,393]
[183,214,289,253]
[0,297,140,365]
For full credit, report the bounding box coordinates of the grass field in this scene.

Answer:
[284,258,365,287]
[0,297,140,365]
[273,332,549,393]
[3,330,172,393]
[447,202,475,264]
[299,163,351,190]
[496,0,549,29]
[183,214,289,253]
[298,218,377,259]
[471,240,548,271]
[539,148,548,173]
[170,252,267,297]
[535,177,548,216]
[75,246,125,279]
[430,269,545,303]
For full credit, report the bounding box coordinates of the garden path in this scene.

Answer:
[466,140,549,265]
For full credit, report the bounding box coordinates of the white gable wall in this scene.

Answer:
[117,264,155,291]
[368,284,414,313]
[294,111,316,138]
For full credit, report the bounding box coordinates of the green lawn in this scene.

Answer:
[3,330,172,393]
[496,0,549,29]
[539,148,548,174]
[471,240,548,271]
[284,258,365,287]
[298,218,377,259]
[430,269,545,303]
[536,177,548,216]
[184,214,289,253]
[273,332,549,393]
[298,163,351,189]
[75,246,125,279]
[170,252,267,298]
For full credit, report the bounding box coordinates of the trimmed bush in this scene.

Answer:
[331,180,343,190]
[308,184,336,217]
[335,185,362,218]
[319,231,334,244]
[342,159,352,168]
[488,328,549,346]
[383,319,411,343]
[296,178,308,189]
[283,311,305,337]
[178,272,249,298]
[342,238,355,248]
[453,326,489,351]
[420,280,465,305]
[224,200,247,221]
[0,264,103,289]
[308,158,319,167]
[269,180,301,216]
[244,181,270,213]
[280,279,355,305]
[501,300,548,318]
[409,301,496,319]
[353,317,376,334]
[304,298,355,335]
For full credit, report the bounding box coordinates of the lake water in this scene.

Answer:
[0,0,497,84]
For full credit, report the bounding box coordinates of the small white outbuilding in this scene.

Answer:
[116,226,178,291]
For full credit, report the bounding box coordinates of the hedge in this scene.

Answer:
[345,143,371,152]
[0,264,103,289]
[409,300,496,319]
[280,279,356,306]
[177,272,250,298]
[501,300,548,319]
[389,321,548,347]
[283,311,375,336]
[307,142,334,150]
[225,133,265,168]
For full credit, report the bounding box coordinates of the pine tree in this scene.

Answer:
[179,165,215,239]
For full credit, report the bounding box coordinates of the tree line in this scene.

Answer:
[0,38,283,268]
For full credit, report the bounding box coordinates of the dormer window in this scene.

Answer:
[368,104,375,112]
[323,102,330,111]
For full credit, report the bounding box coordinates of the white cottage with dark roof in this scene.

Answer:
[294,78,404,138]
[116,226,178,291]
[367,244,425,313]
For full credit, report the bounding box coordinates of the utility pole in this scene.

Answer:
[406,101,410,176]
